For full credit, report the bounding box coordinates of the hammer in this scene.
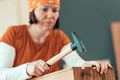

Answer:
[47,32,86,66]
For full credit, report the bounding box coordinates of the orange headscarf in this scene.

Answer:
[29,0,60,12]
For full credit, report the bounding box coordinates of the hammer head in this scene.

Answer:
[71,32,86,54]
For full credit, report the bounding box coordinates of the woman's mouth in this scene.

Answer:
[45,22,53,25]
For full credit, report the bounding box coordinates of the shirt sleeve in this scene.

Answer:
[0,63,31,80]
[0,42,31,80]
[0,26,16,47]
[59,30,71,46]
[61,43,86,67]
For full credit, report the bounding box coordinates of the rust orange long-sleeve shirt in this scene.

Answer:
[0,24,70,73]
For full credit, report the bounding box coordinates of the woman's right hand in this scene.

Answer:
[26,59,50,77]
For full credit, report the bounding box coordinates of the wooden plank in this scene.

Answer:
[30,68,74,80]
[111,22,120,80]
[30,67,115,80]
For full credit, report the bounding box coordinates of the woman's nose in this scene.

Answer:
[47,10,54,18]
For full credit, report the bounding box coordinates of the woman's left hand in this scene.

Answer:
[82,60,112,75]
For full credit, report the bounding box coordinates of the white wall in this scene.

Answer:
[18,0,29,24]
[0,0,29,37]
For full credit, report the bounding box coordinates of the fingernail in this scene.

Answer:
[100,72,103,75]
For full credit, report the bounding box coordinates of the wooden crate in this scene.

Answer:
[30,67,115,80]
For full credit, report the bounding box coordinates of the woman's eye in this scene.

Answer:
[42,8,48,12]
[53,9,58,13]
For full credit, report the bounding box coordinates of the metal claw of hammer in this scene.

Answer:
[47,32,86,66]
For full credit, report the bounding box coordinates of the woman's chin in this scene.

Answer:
[42,27,53,31]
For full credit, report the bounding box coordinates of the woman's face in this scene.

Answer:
[34,3,60,30]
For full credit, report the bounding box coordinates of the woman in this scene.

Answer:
[0,0,112,80]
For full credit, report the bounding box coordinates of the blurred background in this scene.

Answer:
[0,0,120,79]
[0,0,28,37]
